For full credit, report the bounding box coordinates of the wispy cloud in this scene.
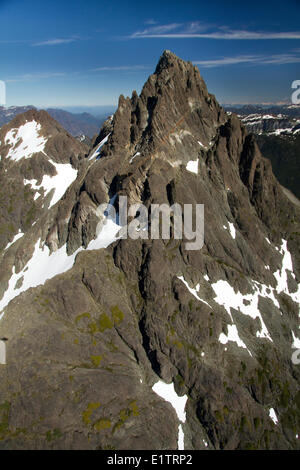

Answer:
[32,37,78,46]
[194,53,300,68]
[130,22,207,38]
[130,22,300,40]
[132,23,183,37]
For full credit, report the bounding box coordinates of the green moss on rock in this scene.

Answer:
[99,313,114,332]
[90,355,103,367]
[0,401,10,439]
[113,401,139,433]
[110,305,124,324]
[94,418,111,431]
[45,428,63,442]
[82,402,101,426]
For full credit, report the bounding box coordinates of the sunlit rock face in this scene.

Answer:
[0,51,299,450]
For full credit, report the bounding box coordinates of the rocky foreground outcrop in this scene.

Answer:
[0,51,299,450]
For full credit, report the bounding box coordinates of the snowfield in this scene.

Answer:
[4,120,47,161]
[0,200,121,320]
[177,275,212,308]
[152,380,187,450]
[89,133,111,160]
[177,238,300,356]
[24,159,78,208]
[4,230,24,251]
[186,159,198,174]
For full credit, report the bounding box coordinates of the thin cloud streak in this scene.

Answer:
[32,38,78,46]
[133,23,183,36]
[194,53,300,68]
[133,32,300,40]
[130,22,300,40]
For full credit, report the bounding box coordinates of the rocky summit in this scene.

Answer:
[0,50,299,450]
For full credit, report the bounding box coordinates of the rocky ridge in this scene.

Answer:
[0,51,299,450]
[0,106,105,138]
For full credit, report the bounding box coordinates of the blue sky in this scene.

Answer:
[1,0,300,110]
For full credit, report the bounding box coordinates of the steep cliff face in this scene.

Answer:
[0,51,299,450]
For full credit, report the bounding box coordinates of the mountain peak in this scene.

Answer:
[154,49,196,77]
[100,49,225,164]
[155,49,181,70]
[0,51,300,451]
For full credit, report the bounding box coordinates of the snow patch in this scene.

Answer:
[129,152,140,164]
[223,222,236,239]
[211,279,273,343]
[152,380,187,450]
[228,222,236,239]
[89,133,111,160]
[198,141,208,150]
[178,425,184,450]
[0,240,80,317]
[5,121,47,161]
[4,230,24,251]
[292,331,300,348]
[0,197,121,320]
[24,159,77,208]
[88,218,120,250]
[219,324,250,354]
[269,408,278,425]
[186,159,198,174]
[273,240,300,303]
[178,276,212,308]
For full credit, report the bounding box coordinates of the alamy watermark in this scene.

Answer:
[0,80,6,106]
[291,80,300,105]
[0,339,6,365]
[96,196,204,251]
[292,348,300,365]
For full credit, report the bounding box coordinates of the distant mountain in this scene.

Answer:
[61,105,116,116]
[223,105,300,201]
[45,108,105,138]
[0,106,36,127]
[224,104,300,118]
[0,106,106,138]
[224,105,300,136]
[256,134,300,200]
[0,109,88,252]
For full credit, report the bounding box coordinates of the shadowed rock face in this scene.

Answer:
[0,51,299,450]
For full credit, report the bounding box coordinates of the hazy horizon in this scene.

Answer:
[1,0,300,108]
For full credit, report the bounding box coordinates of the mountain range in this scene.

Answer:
[0,51,299,450]
[0,106,106,138]
[222,105,300,202]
